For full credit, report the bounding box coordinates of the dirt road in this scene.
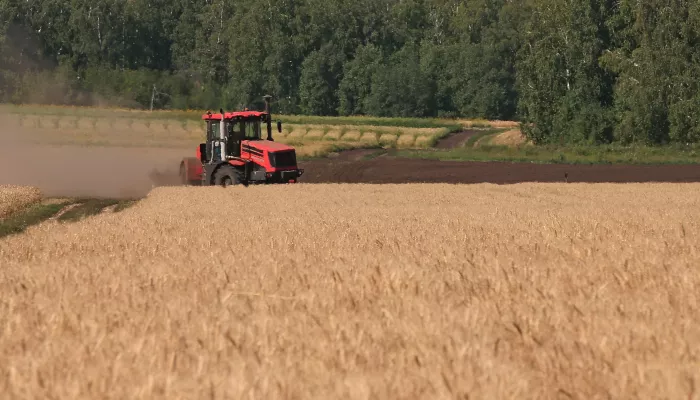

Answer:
[434,130,481,149]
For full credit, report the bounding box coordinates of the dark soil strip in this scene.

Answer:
[299,158,700,184]
[328,148,384,161]
[434,130,482,149]
[0,202,70,238]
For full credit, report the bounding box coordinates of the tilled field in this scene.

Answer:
[4,142,700,200]
[300,156,700,184]
[1,183,699,399]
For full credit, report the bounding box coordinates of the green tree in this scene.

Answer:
[298,47,344,115]
[517,0,615,144]
[365,44,435,117]
[337,44,383,115]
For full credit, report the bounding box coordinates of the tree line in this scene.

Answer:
[2,0,700,145]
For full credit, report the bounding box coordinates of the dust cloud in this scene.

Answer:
[0,25,182,199]
[0,114,186,198]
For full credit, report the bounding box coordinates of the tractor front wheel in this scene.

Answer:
[214,165,240,187]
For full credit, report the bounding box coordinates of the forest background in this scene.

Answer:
[1,0,699,145]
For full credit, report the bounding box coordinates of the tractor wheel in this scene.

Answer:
[214,165,240,187]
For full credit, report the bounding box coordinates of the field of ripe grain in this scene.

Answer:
[1,183,699,399]
[0,185,41,218]
[5,113,451,152]
[1,104,497,157]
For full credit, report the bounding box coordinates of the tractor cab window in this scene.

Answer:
[243,120,262,140]
[209,121,223,141]
[228,120,242,139]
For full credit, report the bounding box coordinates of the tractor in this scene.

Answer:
[179,95,304,187]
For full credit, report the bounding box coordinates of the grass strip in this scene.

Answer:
[1,105,463,129]
[114,200,138,213]
[57,199,119,222]
[465,130,501,148]
[58,199,138,222]
[361,149,389,160]
[0,202,70,238]
[395,144,700,165]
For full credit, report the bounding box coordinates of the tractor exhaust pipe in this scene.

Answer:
[219,108,226,161]
[264,95,273,141]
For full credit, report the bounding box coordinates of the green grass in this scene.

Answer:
[464,130,502,148]
[114,200,138,213]
[0,197,141,239]
[277,115,460,129]
[0,202,70,238]
[57,198,138,222]
[394,143,700,165]
[57,199,117,222]
[1,104,462,129]
[360,149,389,160]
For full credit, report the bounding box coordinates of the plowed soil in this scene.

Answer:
[299,157,700,184]
[2,142,699,199]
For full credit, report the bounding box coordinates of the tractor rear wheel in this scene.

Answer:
[214,165,240,187]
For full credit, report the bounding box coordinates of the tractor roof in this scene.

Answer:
[202,111,267,120]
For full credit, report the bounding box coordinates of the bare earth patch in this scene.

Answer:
[1,184,699,399]
[434,130,480,149]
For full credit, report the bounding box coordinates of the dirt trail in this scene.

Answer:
[434,130,481,149]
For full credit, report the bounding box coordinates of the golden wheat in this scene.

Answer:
[1,183,699,399]
[7,112,449,152]
[304,129,326,140]
[460,119,520,129]
[490,129,529,147]
[0,185,42,218]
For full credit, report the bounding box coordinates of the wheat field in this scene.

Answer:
[1,183,699,399]
[4,111,452,153]
[0,185,42,218]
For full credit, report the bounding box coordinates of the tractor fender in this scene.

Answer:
[180,157,203,184]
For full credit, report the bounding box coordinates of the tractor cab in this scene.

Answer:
[179,96,304,186]
[202,110,270,162]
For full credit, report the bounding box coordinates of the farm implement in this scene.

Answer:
[179,95,304,187]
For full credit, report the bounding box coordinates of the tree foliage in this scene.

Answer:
[1,0,700,144]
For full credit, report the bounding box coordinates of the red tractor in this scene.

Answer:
[179,95,304,187]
